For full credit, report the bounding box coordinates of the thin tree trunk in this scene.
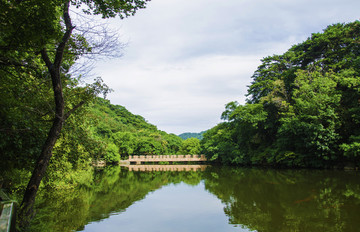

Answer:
[18,96,64,228]
[18,1,74,228]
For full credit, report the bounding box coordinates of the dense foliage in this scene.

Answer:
[179,137,201,155]
[86,97,185,162]
[202,21,360,168]
[1,0,152,225]
[1,95,188,186]
[0,0,154,186]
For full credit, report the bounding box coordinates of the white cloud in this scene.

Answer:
[96,54,260,133]
[90,0,360,134]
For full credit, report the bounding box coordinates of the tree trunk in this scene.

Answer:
[18,1,74,229]
[18,87,64,228]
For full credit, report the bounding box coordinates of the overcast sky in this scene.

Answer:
[91,0,360,135]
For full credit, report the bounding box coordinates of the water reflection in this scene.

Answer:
[28,166,205,231]
[24,166,360,232]
[203,167,360,232]
[81,182,247,232]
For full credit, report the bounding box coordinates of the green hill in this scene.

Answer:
[87,97,184,162]
[179,131,206,140]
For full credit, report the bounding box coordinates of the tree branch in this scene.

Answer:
[64,100,86,120]
[54,1,75,69]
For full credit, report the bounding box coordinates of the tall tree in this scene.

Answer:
[0,0,150,228]
[202,21,360,168]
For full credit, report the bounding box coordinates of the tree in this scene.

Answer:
[201,122,238,164]
[112,131,137,157]
[180,138,201,155]
[277,70,341,167]
[202,21,360,168]
[0,0,150,228]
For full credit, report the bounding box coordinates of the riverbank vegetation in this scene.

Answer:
[201,21,360,168]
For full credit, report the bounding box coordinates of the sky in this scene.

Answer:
[90,0,360,135]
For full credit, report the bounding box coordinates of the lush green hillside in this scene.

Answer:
[1,94,201,188]
[201,21,360,168]
[86,97,184,162]
[179,131,206,140]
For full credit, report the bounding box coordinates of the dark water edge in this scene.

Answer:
[6,165,360,232]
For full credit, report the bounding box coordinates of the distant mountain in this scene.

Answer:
[178,131,206,140]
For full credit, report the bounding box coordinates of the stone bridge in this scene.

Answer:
[127,155,207,164]
[125,165,208,172]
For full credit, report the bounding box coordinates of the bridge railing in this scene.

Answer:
[128,155,207,162]
[127,165,209,172]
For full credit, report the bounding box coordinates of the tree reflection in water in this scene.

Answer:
[203,167,360,232]
[18,166,360,232]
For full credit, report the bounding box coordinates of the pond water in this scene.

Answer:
[27,165,360,232]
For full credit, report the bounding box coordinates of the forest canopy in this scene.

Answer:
[201,21,360,168]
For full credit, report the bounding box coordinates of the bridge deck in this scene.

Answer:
[125,164,208,172]
[128,155,207,164]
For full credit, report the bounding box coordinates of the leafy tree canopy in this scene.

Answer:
[202,21,360,168]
